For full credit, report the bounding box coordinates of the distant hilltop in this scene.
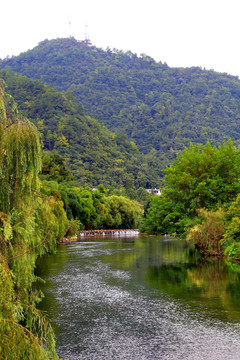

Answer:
[1,37,240,167]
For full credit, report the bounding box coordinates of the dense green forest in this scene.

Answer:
[0,69,162,189]
[1,37,240,158]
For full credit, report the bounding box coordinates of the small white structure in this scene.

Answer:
[146,188,161,196]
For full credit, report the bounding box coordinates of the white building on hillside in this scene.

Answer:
[146,188,161,196]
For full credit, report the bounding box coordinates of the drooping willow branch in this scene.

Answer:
[3,118,19,129]
[0,227,52,263]
[0,318,40,341]
[0,318,46,356]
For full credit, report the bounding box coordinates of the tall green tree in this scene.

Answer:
[103,195,143,229]
[142,141,240,235]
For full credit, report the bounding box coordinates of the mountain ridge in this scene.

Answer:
[1,37,240,166]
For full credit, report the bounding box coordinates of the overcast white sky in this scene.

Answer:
[1,0,240,77]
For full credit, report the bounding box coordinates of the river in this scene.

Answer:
[36,235,240,360]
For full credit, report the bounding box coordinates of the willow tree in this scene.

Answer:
[0,80,68,359]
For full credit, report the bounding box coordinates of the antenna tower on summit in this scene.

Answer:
[84,24,92,46]
[69,20,72,37]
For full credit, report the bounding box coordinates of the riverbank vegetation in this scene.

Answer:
[41,180,144,232]
[142,141,240,260]
[0,81,66,358]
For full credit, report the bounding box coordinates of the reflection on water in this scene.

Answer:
[37,236,240,359]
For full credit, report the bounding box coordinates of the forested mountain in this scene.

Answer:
[0,70,161,188]
[1,37,240,156]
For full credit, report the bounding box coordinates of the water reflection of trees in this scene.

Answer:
[37,237,240,322]
[146,252,240,320]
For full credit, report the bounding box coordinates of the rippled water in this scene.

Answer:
[37,236,240,359]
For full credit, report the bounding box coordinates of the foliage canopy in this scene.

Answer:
[142,141,240,235]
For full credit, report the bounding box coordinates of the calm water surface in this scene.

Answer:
[37,236,240,359]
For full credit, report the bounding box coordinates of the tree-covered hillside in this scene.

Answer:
[0,70,161,188]
[1,37,240,156]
